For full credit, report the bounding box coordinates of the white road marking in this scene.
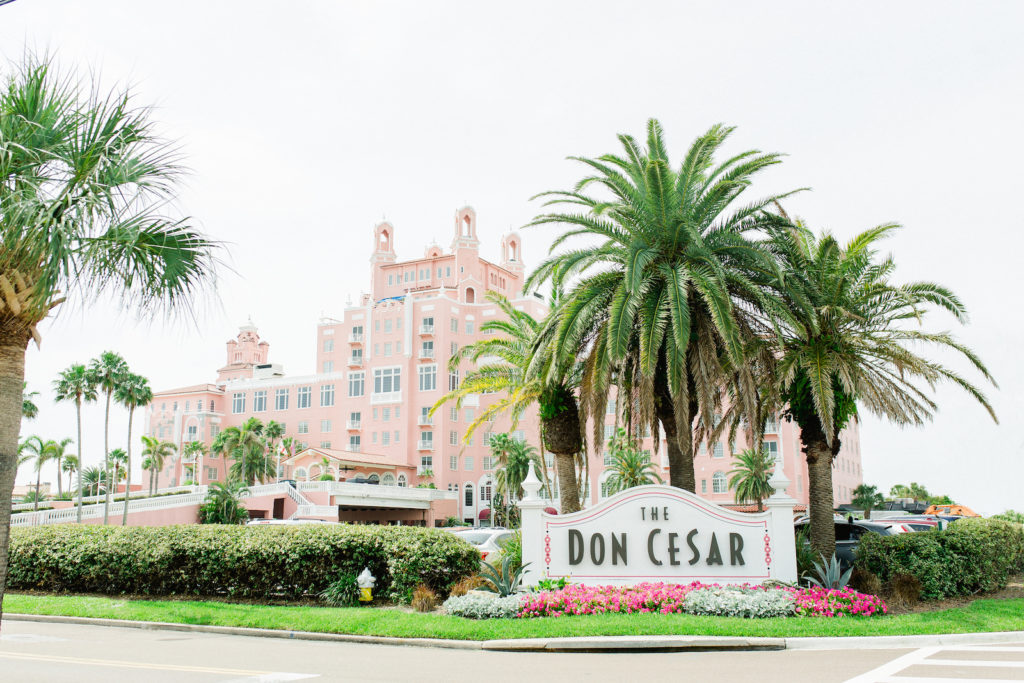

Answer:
[845,644,1024,683]
[0,650,316,680]
[844,646,940,683]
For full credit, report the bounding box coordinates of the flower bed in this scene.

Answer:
[516,582,886,620]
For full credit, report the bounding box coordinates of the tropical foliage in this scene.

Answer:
[727,448,775,512]
[54,363,98,519]
[140,436,176,495]
[198,481,250,525]
[602,428,662,495]
[851,484,885,519]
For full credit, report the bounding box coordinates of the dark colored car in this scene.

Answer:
[795,520,899,569]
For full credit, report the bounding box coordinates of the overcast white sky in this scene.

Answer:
[3,1,1021,514]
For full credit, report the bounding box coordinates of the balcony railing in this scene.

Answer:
[419,324,434,336]
[348,332,364,343]
[764,420,780,434]
[348,356,364,367]
[417,440,435,451]
[418,348,435,360]
[417,415,433,426]
[346,420,362,430]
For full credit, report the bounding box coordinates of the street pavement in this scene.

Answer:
[1,619,1021,683]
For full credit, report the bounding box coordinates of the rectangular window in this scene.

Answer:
[450,430,458,446]
[450,341,458,356]
[382,407,391,421]
[185,401,191,413]
[713,442,725,458]
[321,419,332,432]
[395,341,402,354]
[421,431,433,446]
[763,440,779,460]
[320,383,335,407]
[465,321,474,334]
[603,424,614,440]
[274,388,289,410]
[420,454,433,470]
[349,435,361,451]
[420,340,434,358]
[418,364,437,391]
[394,430,400,443]
[446,267,451,277]
[374,343,380,356]
[375,319,381,331]
[422,316,434,331]
[232,392,245,414]
[349,411,361,425]
[372,431,378,443]
[186,424,198,441]
[464,456,473,471]
[298,421,309,434]
[210,426,220,440]
[448,370,459,392]
[395,406,400,419]
[373,367,401,395]
[464,408,474,422]
[606,399,616,415]
[207,467,218,481]
[449,454,458,470]
[382,431,391,446]
[483,431,492,446]
[253,390,267,412]
[320,441,331,449]
[297,386,311,409]
[701,479,708,493]
[348,372,365,397]
[323,339,334,352]
[450,407,458,422]
[450,318,458,332]
[323,360,334,373]
[384,319,393,333]
[483,456,495,470]
[372,407,378,420]
[384,342,393,356]
[437,268,442,278]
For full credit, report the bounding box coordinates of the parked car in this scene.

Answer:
[448,527,516,563]
[794,520,900,569]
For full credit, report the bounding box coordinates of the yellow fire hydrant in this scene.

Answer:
[357,567,376,604]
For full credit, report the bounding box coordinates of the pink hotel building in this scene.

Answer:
[147,207,863,525]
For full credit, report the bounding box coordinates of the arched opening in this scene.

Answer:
[464,483,474,507]
[509,240,517,261]
[381,472,395,486]
[462,215,472,236]
[295,467,308,482]
[397,474,407,488]
[378,229,390,250]
[367,473,380,484]
[465,287,475,303]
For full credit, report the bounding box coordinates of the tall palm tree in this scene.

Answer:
[182,440,207,485]
[430,291,581,512]
[61,455,79,495]
[140,436,176,494]
[525,121,793,494]
[90,351,129,525]
[603,428,662,495]
[21,383,38,420]
[264,420,285,482]
[214,417,268,485]
[727,448,775,512]
[53,363,98,521]
[115,373,152,525]
[0,57,219,618]
[765,221,995,556]
[18,436,46,511]
[852,484,884,520]
[45,437,73,499]
[107,448,127,498]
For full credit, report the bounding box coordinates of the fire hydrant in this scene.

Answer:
[357,567,376,604]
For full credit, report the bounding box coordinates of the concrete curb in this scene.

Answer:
[5,613,1023,652]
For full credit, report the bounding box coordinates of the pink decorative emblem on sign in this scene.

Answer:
[764,531,772,566]
[544,529,551,566]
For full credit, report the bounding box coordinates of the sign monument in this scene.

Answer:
[519,464,797,586]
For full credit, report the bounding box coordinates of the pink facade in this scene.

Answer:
[146,206,862,525]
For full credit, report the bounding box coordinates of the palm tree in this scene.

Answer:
[107,448,128,498]
[45,437,73,499]
[908,482,930,503]
[524,121,793,494]
[603,428,662,495]
[140,436,176,495]
[61,455,79,495]
[198,481,250,525]
[852,484,885,520]
[80,466,108,497]
[727,448,775,512]
[89,351,129,524]
[889,484,912,499]
[115,373,152,525]
[215,417,269,485]
[430,291,580,512]
[54,363,98,521]
[18,436,47,511]
[0,57,219,617]
[492,436,543,523]
[21,383,38,420]
[182,440,207,485]
[264,420,285,482]
[765,222,995,557]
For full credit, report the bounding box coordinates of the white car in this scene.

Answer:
[448,528,517,563]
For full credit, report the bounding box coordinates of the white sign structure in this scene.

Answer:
[519,469,797,586]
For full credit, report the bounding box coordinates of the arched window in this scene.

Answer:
[599,473,614,499]
[311,464,321,478]
[481,479,493,503]
[464,483,474,507]
[295,467,308,482]
[397,473,407,488]
[465,287,475,304]
[712,471,727,494]
[368,473,380,484]
[381,473,395,486]
[463,215,472,236]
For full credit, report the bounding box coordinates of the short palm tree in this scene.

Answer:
[727,448,775,512]
[431,291,581,512]
[493,436,543,504]
[198,481,250,524]
[21,382,38,420]
[525,120,794,494]
[54,363,98,521]
[61,455,79,495]
[140,436,176,494]
[89,351,129,524]
[80,466,108,497]
[115,373,152,524]
[765,221,995,556]
[215,417,270,485]
[603,429,662,495]
[0,57,219,614]
[107,448,128,502]
[45,437,74,500]
[852,484,885,520]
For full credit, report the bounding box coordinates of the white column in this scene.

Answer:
[517,467,545,587]
[765,453,798,583]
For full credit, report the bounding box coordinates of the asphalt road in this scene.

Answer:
[1,619,1022,683]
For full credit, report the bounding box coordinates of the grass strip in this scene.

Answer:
[5,593,1024,640]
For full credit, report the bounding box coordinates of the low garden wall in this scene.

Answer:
[8,524,479,603]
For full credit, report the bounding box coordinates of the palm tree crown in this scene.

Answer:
[727,448,775,512]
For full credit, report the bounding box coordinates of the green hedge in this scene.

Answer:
[8,524,480,603]
[855,518,1024,599]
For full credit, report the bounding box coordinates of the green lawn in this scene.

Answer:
[5,593,1024,640]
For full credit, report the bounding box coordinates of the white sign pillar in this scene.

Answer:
[764,449,798,583]
[518,467,546,586]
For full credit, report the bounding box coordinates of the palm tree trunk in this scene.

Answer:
[654,370,697,492]
[75,399,84,522]
[0,337,31,632]
[122,405,134,526]
[553,453,580,514]
[34,466,41,512]
[102,390,111,525]
[55,455,62,498]
[799,413,840,559]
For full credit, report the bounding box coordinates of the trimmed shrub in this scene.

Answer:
[856,518,1024,600]
[8,524,479,603]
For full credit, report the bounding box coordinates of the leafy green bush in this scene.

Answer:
[319,573,360,607]
[855,518,1024,599]
[499,530,522,569]
[8,524,479,603]
[993,510,1024,524]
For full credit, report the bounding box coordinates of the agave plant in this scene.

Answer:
[805,554,853,590]
[478,557,530,598]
